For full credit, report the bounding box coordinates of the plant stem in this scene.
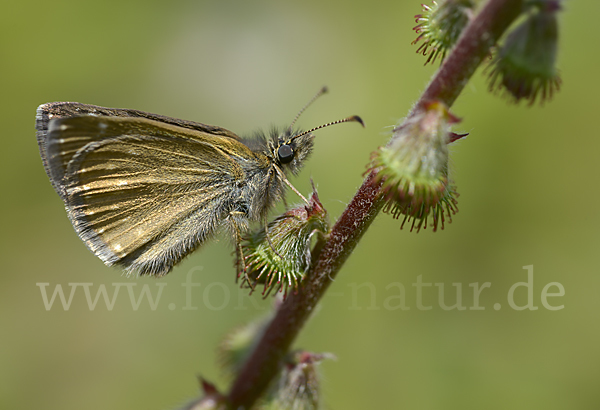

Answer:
[227,0,523,408]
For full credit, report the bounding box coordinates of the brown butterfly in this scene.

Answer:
[36,87,363,277]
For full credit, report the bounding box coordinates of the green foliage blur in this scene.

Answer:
[1,1,598,409]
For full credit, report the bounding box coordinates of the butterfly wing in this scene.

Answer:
[36,102,242,198]
[36,104,256,276]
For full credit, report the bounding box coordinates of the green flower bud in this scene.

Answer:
[218,315,270,376]
[488,1,562,104]
[368,101,460,232]
[241,191,330,296]
[412,0,475,64]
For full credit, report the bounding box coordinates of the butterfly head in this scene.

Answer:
[273,129,315,175]
[274,115,364,175]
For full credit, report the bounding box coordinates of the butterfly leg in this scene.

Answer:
[273,165,309,204]
[228,211,255,291]
[264,218,285,260]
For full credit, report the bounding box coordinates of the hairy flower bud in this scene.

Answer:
[368,101,460,232]
[488,1,562,104]
[240,190,329,296]
[412,0,475,64]
[218,315,270,376]
[260,351,335,410]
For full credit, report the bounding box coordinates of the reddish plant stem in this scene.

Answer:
[227,0,523,408]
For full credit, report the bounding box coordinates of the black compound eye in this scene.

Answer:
[278,144,294,164]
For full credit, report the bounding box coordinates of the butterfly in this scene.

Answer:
[36,87,363,277]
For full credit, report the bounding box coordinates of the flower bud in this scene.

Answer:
[412,0,475,64]
[218,315,270,376]
[368,101,460,232]
[488,1,562,104]
[260,350,335,410]
[240,190,329,296]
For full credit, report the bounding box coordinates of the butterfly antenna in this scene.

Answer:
[290,115,365,141]
[288,86,329,131]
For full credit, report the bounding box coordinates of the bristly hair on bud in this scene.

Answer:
[367,101,461,232]
[259,350,335,410]
[412,0,475,65]
[487,0,562,105]
[383,167,459,232]
[239,189,329,297]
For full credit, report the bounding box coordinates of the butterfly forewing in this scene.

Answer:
[38,105,259,276]
[37,103,242,194]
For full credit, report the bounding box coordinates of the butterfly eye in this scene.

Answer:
[278,144,294,164]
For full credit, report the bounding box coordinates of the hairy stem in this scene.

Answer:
[227,0,523,408]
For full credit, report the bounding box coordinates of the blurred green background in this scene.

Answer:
[1,1,598,409]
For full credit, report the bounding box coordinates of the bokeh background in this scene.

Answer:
[1,1,598,409]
